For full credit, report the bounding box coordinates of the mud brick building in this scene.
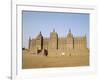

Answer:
[28,29,89,56]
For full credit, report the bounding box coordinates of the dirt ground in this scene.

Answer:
[22,53,89,69]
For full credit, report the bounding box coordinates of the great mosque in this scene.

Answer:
[28,29,89,56]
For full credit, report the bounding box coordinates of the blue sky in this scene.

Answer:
[22,11,89,48]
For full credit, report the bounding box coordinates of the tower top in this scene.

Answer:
[50,28,58,37]
[40,31,42,35]
[53,28,55,32]
[69,29,71,33]
[67,29,73,37]
[36,31,43,39]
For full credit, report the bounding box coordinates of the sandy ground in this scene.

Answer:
[22,53,89,69]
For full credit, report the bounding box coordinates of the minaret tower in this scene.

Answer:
[66,29,74,49]
[49,29,58,50]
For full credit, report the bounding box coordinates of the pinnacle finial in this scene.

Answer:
[40,31,41,34]
[69,29,71,33]
[53,29,55,32]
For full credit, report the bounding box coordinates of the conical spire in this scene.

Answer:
[53,28,55,32]
[67,29,73,37]
[50,28,58,38]
[39,31,42,35]
[69,29,71,33]
[36,31,43,39]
